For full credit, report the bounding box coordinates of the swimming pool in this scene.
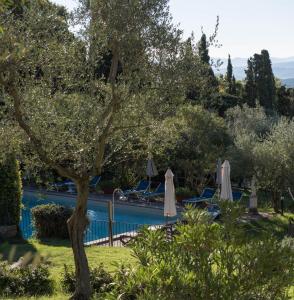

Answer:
[21,191,178,243]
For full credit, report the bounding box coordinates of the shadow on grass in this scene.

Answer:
[0,237,38,263]
[37,238,71,247]
[242,214,289,239]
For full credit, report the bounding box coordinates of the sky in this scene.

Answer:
[52,0,294,59]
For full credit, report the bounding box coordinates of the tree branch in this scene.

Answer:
[6,79,79,180]
[93,40,121,174]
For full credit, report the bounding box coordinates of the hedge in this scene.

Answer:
[32,204,73,239]
[0,154,22,226]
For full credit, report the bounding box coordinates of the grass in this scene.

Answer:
[0,239,137,300]
[243,211,294,239]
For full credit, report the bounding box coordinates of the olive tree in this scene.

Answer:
[226,105,294,212]
[0,1,182,299]
[253,118,294,211]
[151,104,230,190]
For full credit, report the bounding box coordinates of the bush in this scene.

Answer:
[32,204,73,239]
[61,264,113,295]
[176,187,195,201]
[0,154,22,226]
[0,261,53,297]
[98,180,116,194]
[104,203,294,299]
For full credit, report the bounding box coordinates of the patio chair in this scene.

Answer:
[123,180,150,196]
[182,188,215,205]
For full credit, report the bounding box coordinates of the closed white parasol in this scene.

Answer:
[220,160,233,201]
[164,168,177,218]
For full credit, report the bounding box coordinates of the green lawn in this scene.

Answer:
[0,239,137,300]
[243,212,294,239]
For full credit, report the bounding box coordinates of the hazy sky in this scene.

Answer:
[52,0,294,59]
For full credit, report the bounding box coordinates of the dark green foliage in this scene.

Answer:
[245,51,276,110]
[226,55,233,82]
[0,154,22,226]
[31,204,73,239]
[276,86,294,117]
[0,261,53,297]
[254,50,276,110]
[104,205,294,299]
[244,58,257,107]
[61,264,113,295]
[231,75,237,95]
[198,34,210,64]
[226,54,235,94]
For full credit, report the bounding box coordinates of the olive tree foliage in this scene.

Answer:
[253,118,294,211]
[0,1,183,299]
[150,104,230,191]
[226,105,294,211]
[226,104,274,181]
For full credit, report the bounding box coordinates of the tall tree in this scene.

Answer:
[244,51,276,110]
[244,58,257,107]
[0,1,182,299]
[198,33,210,64]
[226,54,233,90]
[252,50,276,110]
[196,33,219,108]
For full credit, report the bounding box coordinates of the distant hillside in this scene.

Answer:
[281,78,294,88]
[214,57,294,86]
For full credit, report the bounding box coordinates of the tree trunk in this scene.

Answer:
[67,179,91,300]
[271,190,280,213]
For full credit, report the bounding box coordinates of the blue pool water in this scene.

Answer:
[21,192,177,242]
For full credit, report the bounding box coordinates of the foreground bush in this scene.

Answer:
[0,261,53,297]
[61,264,113,295]
[32,204,73,239]
[102,203,294,300]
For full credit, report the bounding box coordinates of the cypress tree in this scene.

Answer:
[244,50,276,110]
[226,54,233,93]
[0,154,22,226]
[197,33,218,91]
[255,50,276,110]
[244,58,256,107]
[198,33,210,64]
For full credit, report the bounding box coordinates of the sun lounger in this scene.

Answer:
[182,188,215,205]
[141,182,165,199]
[52,176,101,193]
[123,180,150,196]
[232,191,243,201]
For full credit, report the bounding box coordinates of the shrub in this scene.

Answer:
[0,261,53,297]
[104,203,294,299]
[0,154,22,226]
[176,187,195,201]
[31,204,73,239]
[61,264,113,295]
